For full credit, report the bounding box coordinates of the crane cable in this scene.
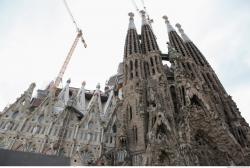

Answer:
[131,0,151,22]
[131,0,140,14]
[63,0,79,32]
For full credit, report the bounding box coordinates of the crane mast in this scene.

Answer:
[50,0,87,93]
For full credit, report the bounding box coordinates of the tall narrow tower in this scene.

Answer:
[162,16,250,165]
[175,24,250,150]
[115,12,147,166]
[115,12,179,166]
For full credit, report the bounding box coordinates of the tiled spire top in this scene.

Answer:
[124,12,142,57]
[128,12,136,30]
[176,23,192,42]
[162,15,175,33]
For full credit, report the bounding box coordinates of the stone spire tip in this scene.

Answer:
[163,15,175,32]
[82,81,86,86]
[96,83,101,89]
[175,23,191,42]
[140,10,148,25]
[128,12,136,30]
[66,78,71,84]
[128,12,134,18]
[175,23,181,28]
[162,15,169,22]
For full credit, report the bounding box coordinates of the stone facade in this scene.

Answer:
[0,11,250,166]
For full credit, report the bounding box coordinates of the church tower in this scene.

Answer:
[115,12,179,166]
[116,12,147,165]
[162,16,250,165]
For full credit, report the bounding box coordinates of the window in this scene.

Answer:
[182,86,186,106]
[135,60,138,77]
[38,114,44,124]
[12,111,19,120]
[150,57,154,66]
[133,125,138,143]
[88,121,94,129]
[130,61,133,79]
[112,124,117,133]
[170,86,178,115]
[129,106,132,121]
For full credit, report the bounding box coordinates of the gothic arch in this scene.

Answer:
[185,84,210,110]
[38,114,44,123]
[12,111,19,119]
[88,121,94,129]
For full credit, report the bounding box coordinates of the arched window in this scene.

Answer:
[191,95,202,107]
[133,125,138,143]
[170,86,178,115]
[135,59,138,77]
[150,57,154,66]
[12,111,19,120]
[88,121,94,129]
[130,61,133,79]
[38,114,44,124]
[112,124,117,133]
[128,106,132,121]
[181,86,186,106]
[155,56,160,73]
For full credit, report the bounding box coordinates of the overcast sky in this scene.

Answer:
[0,0,250,122]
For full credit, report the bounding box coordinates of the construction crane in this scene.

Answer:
[50,0,87,93]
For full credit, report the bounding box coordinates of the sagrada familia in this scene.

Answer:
[0,10,250,166]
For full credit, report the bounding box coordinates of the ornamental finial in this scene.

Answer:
[162,15,175,33]
[96,83,101,90]
[128,12,136,30]
[140,10,148,25]
[82,81,86,87]
[175,23,191,42]
[162,15,169,23]
[128,12,134,19]
[66,78,71,84]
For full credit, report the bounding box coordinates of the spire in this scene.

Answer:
[124,12,141,58]
[23,82,36,107]
[162,15,191,58]
[140,10,159,54]
[128,12,136,30]
[162,15,175,33]
[176,23,191,42]
[87,83,103,113]
[175,23,208,66]
[140,10,148,25]
[76,81,86,114]
[57,78,71,105]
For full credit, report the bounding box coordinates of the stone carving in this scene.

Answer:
[0,10,249,166]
